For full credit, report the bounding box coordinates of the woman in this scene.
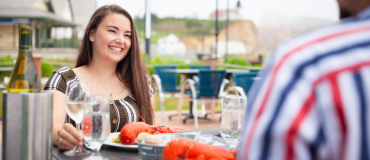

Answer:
[44,5,155,150]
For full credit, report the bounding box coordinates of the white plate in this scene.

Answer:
[103,132,138,149]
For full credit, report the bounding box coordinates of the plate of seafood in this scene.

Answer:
[135,133,237,160]
[103,132,138,149]
[103,121,193,149]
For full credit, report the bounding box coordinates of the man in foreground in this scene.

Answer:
[239,0,370,159]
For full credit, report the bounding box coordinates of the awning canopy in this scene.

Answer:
[0,7,79,27]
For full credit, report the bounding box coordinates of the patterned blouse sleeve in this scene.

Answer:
[43,66,69,93]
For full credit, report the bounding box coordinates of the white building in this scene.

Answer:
[157,33,186,55]
[209,9,243,21]
[213,41,247,56]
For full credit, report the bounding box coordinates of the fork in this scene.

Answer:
[83,139,91,150]
[208,139,216,145]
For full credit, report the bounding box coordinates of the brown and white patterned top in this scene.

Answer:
[44,66,153,132]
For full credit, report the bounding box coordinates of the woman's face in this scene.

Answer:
[90,13,132,64]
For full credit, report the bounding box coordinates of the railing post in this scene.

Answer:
[32,54,42,82]
[204,57,219,69]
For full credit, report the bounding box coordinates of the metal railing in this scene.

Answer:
[212,62,261,70]
[42,61,75,66]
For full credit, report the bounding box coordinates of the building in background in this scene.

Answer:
[178,20,266,62]
[157,33,186,55]
[0,0,78,51]
[209,9,243,21]
[213,41,247,56]
[0,0,96,59]
[66,0,96,39]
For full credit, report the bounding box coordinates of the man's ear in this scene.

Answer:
[89,30,96,42]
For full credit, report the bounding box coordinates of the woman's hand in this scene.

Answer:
[56,123,83,150]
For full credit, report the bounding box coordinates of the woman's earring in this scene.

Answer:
[90,37,94,41]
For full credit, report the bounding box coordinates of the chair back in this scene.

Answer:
[189,65,211,88]
[189,65,211,70]
[249,68,260,73]
[232,72,258,94]
[198,70,226,98]
[154,66,178,91]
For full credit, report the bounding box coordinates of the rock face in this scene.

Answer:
[179,20,267,63]
[218,21,267,63]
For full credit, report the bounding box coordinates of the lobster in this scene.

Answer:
[119,115,182,145]
[162,138,237,160]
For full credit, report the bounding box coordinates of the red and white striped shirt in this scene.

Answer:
[239,6,370,160]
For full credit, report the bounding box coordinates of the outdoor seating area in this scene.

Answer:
[152,65,261,129]
[0,59,261,158]
[0,63,260,160]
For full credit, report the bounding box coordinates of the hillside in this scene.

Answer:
[178,20,264,55]
[134,15,230,43]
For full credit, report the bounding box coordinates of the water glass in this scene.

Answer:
[83,94,111,160]
[64,81,91,156]
[220,95,247,150]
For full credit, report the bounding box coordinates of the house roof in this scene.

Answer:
[209,9,241,17]
[0,0,78,27]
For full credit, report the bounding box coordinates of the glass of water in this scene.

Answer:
[64,81,91,156]
[220,95,247,150]
[82,94,111,160]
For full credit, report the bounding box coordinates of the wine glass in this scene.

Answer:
[82,94,111,160]
[64,81,91,156]
[220,95,247,150]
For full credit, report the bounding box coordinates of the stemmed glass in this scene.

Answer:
[82,94,111,160]
[220,95,247,150]
[64,81,91,155]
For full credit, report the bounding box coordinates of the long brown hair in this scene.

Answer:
[76,5,154,124]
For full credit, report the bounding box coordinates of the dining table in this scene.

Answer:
[49,128,226,160]
[162,68,251,80]
[0,129,225,160]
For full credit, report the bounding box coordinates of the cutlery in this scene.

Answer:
[83,139,91,150]
[208,139,216,145]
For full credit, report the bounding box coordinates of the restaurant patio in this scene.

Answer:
[0,0,343,159]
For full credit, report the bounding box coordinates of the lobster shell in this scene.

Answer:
[119,122,150,145]
[119,121,182,145]
[162,138,237,160]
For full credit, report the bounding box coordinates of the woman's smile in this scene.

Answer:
[109,45,123,53]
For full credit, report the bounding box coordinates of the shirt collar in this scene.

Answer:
[356,5,370,20]
[341,5,370,23]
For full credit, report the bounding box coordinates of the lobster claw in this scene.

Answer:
[147,125,162,134]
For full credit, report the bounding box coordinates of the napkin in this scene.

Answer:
[212,141,225,147]
[183,132,225,147]
[197,136,213,144]
[183,131,201,141]
[197,136,225,147]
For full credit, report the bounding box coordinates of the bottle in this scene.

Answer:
[7,25,41,92]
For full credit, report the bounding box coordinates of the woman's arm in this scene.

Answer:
[150,95,155,111]
[50,90,83,150]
